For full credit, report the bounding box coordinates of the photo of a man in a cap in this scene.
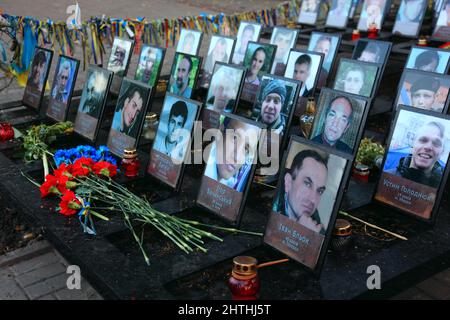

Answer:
[256,79,287,135]
[410,77,440,111]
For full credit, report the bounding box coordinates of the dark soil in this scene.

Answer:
[0,194,41,255]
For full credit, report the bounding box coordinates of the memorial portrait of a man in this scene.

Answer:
[406,47,450,74]
[135,45,165,87]
[231,22,261,65]
[78,67,111,118]
[25,48,52,95]
[107,38,133,77]
[206,64,244,113]
[270,27,298,74]
[168,53,201,99]
[176,29,202,56]
[51,57,76,104]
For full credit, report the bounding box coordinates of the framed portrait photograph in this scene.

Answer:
[147,93,201,190]
[405,46,450,74]
[200,35,235,88]
[175,29,203,56]
[197,114,264,226]
[374,106,450,222]
[356,0,389,32]
[203,62,246,130]
[46,55,80,122]
[309,88,370,155]
[432,0,450,42]
[325,0,352,29]
[264,136,352,273]
[106,78,152,157]
[307,32,341,88]
[134,45,166,88]
[22,46,53,111]
[392,0,427,38]
[74,65,113,142]
[297,0,322,25]
[231,21,262,66]
[240,41,277,104]
[284,49,324,98]
[352,39,392,65]
[167,52,202,99]
[333,58,380,98]
[270,27,299,76]
[106,37,134,77]
[394,69,450,114]
[251,75,301,175]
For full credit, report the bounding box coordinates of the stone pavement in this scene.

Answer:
[391,269,450,300]
[0,240,102,300]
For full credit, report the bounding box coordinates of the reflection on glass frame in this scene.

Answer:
[46,55,80,122]
[175,29,203,56]
[74,65,113,142]
[333,58,380,98]
[107,78,152,157]
[349,0,361,18]
[374,106,450,222]
[325,0,352,29]
[270,27,299,75]
[284,49,324,98]
[392,0,427,38]
[134,45,166,88]
[243,41,277,87]
[264,135,351,274]
[167,52,202,99]
[432,0,450,42]
[196,114,264,226]
[405,46,450,74]
[201,35,235,88]
[297,0,322,25]
[307,32,342,88]
[309,88,370,155]
[352,39,392,65]
[147,93,202,190]
[22,46,53,110]
[231,21,262,66]
[205,62,246,113]
[107,37,134,77]
[356,0,389,32]
[394,69,450,114]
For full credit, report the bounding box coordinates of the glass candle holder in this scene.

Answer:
[121,148,140,177]
[227,256,260,300]
[352,29,360,41]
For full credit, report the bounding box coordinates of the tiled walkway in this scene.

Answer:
[0,240,102,300]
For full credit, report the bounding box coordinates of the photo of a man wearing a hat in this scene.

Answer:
[410,77,440,111]
[256,79,287,135]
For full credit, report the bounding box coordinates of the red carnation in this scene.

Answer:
[72,157,94,177]
[40,174,61,198]
[59,190,82,216]
[53,163,73,179]
[93,161,118,178]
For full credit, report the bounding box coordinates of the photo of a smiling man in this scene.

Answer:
[375,107,450,220]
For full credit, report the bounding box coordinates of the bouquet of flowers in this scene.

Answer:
[27,145,261,265]
[356,138,385,169]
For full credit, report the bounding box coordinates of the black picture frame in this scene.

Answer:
[431,1,450,43]
[269,26,300,75]
[394,68,450,114]
[45,54,80,122]
[332,57,380,98]
[106,78,153,157]
[373,106,450,224]
[22,46,54,111]
[196,113,265,227]
[106,37,135,78]
[356,0,391,32]
[202,62,246,130]
[167,52,203,100]
[325,0,353,30]
[284,48,325,98]
[146,93,202,192]
[307,31,342,87]
[263,134,353,276]
[200,35,236,89]
[134,44,166,88]
[251,73,302,156]
[231,21,262,66]
[405,45,450,75]
[391,0,428,39]
[309,87,371,156]
[73,65,113,143]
